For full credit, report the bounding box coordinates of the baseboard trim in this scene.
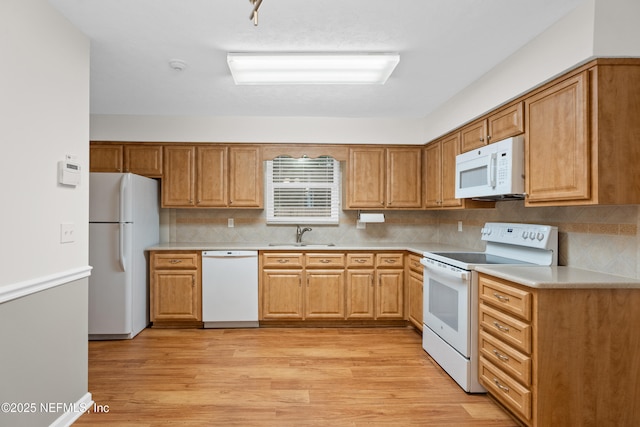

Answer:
[0,266,92,304]
[49,392,93,427]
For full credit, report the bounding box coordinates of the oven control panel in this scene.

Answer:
[481,222,557,249]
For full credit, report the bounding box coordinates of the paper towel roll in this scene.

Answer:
[358,213,385,223]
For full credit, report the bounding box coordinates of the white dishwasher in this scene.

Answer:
[201,250,259,328]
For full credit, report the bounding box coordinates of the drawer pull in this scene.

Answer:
[493,292,510,302]
[493,349,510,362]
[493,378,510,393]
[384,259,397,264]
[354,259,367,263]
[493,321,510,333]
[320,259,331,264]
[277,259,290,264]
[169,259,182,264]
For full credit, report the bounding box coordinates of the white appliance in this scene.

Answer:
[202,250,259,328]
[89,173,159,340]
[421,222,557,393]
[455,136,525,200]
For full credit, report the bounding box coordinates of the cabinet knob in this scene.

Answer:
[487,135,492,141]
[479,137,484,142]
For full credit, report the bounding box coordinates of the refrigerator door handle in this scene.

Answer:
[119,223,126,271]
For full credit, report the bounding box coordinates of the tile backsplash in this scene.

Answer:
[163,201,640,279]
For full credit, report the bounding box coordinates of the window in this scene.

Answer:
[266,156,341,224]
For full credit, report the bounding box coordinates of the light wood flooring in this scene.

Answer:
[75,327,517,426]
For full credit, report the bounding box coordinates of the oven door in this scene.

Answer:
[422,258,471,357]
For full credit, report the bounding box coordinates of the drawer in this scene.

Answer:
[479,355,532,422]
[152,252,199,270]
[480,303,532,354]
[376,253,404,268]
[262,253,304,269]
[479,329,532,387]
[408,254,423,273]
[346,253,374,268]
[479,274,532,321]
[305,253,346,268]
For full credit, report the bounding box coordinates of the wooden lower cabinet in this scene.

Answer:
[260,251,407,324]
[478,272,640,427]
[150,251,201,327]
[407,253,423,330]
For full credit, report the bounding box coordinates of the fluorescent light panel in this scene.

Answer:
[227,53,400,85]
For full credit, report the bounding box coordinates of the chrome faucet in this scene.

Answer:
[296,225,312,243]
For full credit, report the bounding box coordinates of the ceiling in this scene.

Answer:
[50,0,585,118]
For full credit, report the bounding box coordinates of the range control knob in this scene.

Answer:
[522,231,529,239]
[537,232,545,241]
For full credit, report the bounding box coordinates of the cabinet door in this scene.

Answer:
[386,147,422,208]
[525,72,590,204]
[261,270,304,319]
[90,144,123,172]
[162,146,196,207]
[346,147,386,208]
[151,271,200,321]
[460,119,487,152]
[346,269,375,319]
[124,144,163,177]
[488,102,524,143]
[305,270,345,319]
[440,133,462,207]
[376,270,404,319]
[423,142,442,208]
[228,146,263,207]
[408,270,423,330]
[196,145,227,207]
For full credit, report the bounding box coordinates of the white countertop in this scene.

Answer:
[146,241,469,256]
[475,265,640,289]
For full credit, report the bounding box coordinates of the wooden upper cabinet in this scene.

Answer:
[386,147,422,208]
[460,102,524,153]
[346,146,421,209]
[90,144,123,172]
[196,145,227,207]
[228,146,263,208]
[525,72,590,204]
[124,144,163,177]
[424,133,462,209]
[346,147,386,208]
[162,145,196,207]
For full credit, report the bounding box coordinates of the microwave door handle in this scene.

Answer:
[489,153,497,188]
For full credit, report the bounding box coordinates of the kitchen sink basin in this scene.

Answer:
[268,242,336,247]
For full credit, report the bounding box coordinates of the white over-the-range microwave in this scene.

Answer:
[454,135,525,201]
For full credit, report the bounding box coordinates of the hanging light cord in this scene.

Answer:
[250,0,263,26]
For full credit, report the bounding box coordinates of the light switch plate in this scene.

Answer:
[60,223,75,243]
[228,218,234,228]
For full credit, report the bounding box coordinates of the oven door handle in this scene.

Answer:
[421,259,470,281]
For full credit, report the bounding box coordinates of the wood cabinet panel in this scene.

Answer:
[423,141,442,208]
[162,145,196,207]
[305,253,346,268]
[124,144,163,177]
[440,133,462,207]
[525,72,590,203]
[346,147,386,208]
[261,270,304,319]
[460,119,487,152]
[228,146,263,208]
[196,145,227,207]
[376,269,404,319]
[346,269,375,319]
[386,147,422,208]
[90,144,123,172]
[488,102,524,143]
[346,253,375,268]
[305,270,345,319]
[407,270,423,330]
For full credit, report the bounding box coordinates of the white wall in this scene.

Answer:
[90,115,425,144]
[0,0,91,426]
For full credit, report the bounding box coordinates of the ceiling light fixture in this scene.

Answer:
[226,52,400,85]
[249,0,263,26]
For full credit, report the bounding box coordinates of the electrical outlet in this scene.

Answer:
[60,223,75,243]
[457,221,463,232]
[228,218,234,228]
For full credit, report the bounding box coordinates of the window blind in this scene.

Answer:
[266,156,341,224]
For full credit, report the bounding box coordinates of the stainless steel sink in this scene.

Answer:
[268,242,335,247]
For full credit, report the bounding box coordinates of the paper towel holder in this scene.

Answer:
[357,211,385,228]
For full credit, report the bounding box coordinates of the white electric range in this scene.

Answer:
[421,222,558,393]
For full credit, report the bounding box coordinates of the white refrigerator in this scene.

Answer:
[89,173,159,340]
